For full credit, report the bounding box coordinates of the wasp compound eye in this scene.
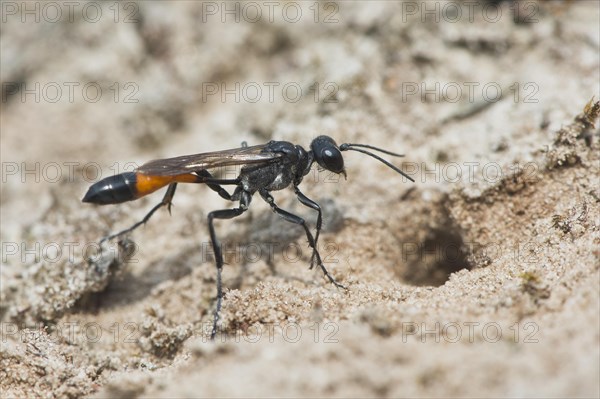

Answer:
[319,147,344,173]
[311,136,345,173]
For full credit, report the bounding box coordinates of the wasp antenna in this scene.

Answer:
[340,143,405,157]
[341,147,415,182]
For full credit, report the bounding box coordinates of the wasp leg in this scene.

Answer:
[195,170,239,201]
[259,189,345,290]
[208,190,252,340]
[293,186,322,269]
[99,183,178,245]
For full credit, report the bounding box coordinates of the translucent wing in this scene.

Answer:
[137,143,281,176]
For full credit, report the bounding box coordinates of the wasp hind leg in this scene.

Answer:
[99,183,178,245]
[194,170,240,201]
[207,190,252,339]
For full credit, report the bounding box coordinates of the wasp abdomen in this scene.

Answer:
[82,172,138,205]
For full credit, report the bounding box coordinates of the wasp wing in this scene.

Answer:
[136,143,281,176]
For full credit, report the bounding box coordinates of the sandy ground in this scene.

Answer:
[1,1,599,398]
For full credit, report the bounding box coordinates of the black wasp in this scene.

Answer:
[83,135,414,338]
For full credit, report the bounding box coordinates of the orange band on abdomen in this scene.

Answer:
[134,173,199,198]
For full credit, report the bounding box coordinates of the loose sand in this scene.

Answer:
[1,1,599,397]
